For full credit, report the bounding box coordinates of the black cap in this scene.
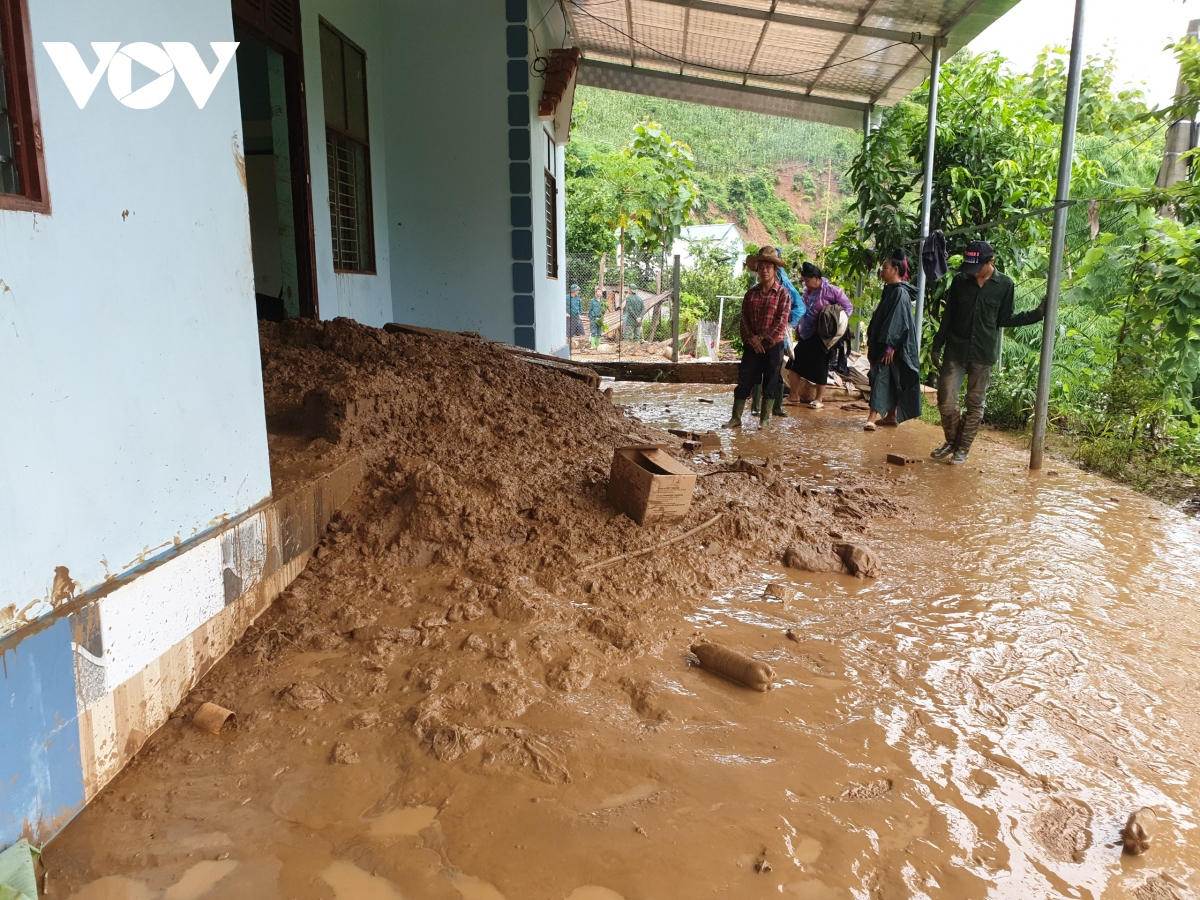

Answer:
[960,240,995,275]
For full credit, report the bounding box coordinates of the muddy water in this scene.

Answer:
[48,385,1200,900]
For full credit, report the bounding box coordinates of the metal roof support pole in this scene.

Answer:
[855,103,874,338]
[671,255,681,363]
[1156,19,1200,191]
[913,41,941,349]
[1030,0,1086,470]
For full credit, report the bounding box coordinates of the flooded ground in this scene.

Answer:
[45,383,1200,900]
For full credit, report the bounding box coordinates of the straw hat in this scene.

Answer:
[746,246,787,272]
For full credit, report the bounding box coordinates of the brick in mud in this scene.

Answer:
[764,583,794,603]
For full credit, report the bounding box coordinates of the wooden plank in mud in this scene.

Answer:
[512,355,602,389]
[492,343,602,388]
[575,361,741,384]
[382,322,600,388]
[383,321,483,341]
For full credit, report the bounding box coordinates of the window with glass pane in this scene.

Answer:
[0,38,19,194]
[544,169,558,279]
[320,22,373,272]
[0,0,48,212]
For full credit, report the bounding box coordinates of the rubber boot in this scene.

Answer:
[772,382,787,417]
[750,385,762,415]
[759,404,772,430]
[723,397,746,428]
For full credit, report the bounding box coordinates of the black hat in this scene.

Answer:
[960,240,995,275]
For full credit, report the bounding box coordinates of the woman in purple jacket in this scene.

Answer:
[786,262,853,409]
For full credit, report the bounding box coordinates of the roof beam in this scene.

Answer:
[742,0,778,86]
[870,0,979,102]
[641,0,939,46]
[578,58,867,129]
[807,0,881,94]
[872,47,922,102]
[561,0,580,48]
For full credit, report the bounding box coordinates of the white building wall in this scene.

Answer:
[0,0,273,632]
[299,0,394,327]
[378,0,513,341]
[529,0,571,355]
[530,122,569,356]
[289,0,573,354]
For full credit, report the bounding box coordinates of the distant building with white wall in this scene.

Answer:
[671,223,746,277]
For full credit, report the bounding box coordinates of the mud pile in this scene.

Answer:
[261,317,885,590]
[196,318,901,775]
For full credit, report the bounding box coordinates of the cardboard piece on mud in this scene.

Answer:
[608,445,697,525]
[667,428,721,449]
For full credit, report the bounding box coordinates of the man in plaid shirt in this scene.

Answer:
[724,246,793,429]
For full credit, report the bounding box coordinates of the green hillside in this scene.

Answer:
[570,87,862,252]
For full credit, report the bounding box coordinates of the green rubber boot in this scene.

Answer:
[772,382,787,417]
[723,397,747,428]
[750,385,762,415]
[759,404,772,430]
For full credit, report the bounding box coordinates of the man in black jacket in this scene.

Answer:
[930,241,1046,465]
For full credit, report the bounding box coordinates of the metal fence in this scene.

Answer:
[567,250,675,344]
[567,250,754,355]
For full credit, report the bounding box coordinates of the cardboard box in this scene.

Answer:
[608,445,697,525]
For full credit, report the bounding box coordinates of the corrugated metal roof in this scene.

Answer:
[568,0,1027,128]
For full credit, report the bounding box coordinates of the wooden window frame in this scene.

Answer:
[0,0,49,213]
[319,19,375,275]
[231,8,321,319]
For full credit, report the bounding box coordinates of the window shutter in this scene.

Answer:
[233,0,265,17]
[232,0,301,54]
[266,0,299,48]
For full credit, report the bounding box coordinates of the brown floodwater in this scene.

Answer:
[47,384,1200,900]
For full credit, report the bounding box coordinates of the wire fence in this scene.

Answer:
[566,250,683,346]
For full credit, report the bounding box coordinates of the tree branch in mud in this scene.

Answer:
[580,513,724,573]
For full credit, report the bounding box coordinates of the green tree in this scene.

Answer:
[565,141,618,256]
[830,51,1074,285]
[1025,48,1151,134]
[626,119,701,257]
[1078,211,1200,417]
[566,119,699,264]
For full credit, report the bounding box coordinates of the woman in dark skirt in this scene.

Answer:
[864,250,921,431]
[786,262,853,409]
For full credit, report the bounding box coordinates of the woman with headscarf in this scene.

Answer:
[863,250,922,431]
[787,262,853,409]
[751,253,805,418]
